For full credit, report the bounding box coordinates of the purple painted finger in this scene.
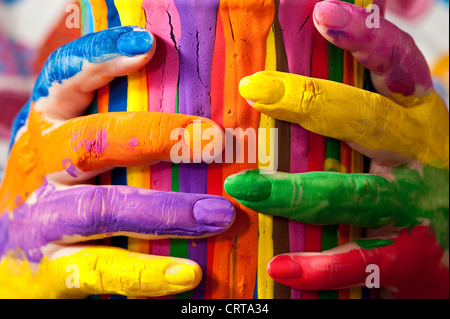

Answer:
[0,180,235,263]
[313,0,433,98]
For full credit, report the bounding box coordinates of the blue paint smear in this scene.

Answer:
[32,26,134,103]
[8,26,138,151]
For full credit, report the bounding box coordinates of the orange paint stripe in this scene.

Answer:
[90,0,108,32]
[209,0,275,299]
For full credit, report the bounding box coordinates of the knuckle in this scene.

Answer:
[298,78,322,115]
[79,187,111,233]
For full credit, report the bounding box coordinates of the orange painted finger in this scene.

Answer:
[44,112,224,180]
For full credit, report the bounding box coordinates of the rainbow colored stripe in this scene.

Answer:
[80,0,373,299]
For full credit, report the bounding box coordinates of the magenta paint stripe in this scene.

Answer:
[142,0,181,261]
[143,0,181,115]
[279,0,320,300]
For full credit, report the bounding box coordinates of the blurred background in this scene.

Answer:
[0,0,449,177]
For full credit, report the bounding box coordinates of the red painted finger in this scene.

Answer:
[267,226,449,299]
[313,0,433,98]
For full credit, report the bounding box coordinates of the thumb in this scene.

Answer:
[32,26,156,121]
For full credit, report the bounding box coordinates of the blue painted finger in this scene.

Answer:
[10,26,155,147]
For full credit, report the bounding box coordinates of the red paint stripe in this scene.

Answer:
[302,26,330,300]
[205,11,226,300]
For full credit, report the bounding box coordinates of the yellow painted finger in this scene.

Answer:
[0,246,202,298]
[239,71,449,169]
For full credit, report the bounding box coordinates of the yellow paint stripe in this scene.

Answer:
[114,0,150,192]
[256,26,277,300]
[115,1,151,300]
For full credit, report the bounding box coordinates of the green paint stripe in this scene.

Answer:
[171,163,190,299]
[319,3,350,299]
[170,239,189,259]
[328,44,344,83]
[321,225,339,251]
[80,0,86,36]
[319,224,339,299]
[170,84,192,299]
[172,163,180,193]
[326,138,341,161]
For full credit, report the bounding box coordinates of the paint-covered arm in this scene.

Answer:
[229,0,449,298]
[0,27,234,298]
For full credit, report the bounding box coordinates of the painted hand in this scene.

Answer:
[0,26,234,298]
[226,0,449,298]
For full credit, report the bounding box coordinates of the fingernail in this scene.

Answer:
[193,197,235,228]
[268,255,303,280]
[314,1,351,29]
[224,169,272,202]
[117,31,154,56]
[239,72,285,105]
[164,260,201,287]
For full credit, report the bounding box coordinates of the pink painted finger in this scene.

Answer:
[313,0,433,98]
[267,226,449,299]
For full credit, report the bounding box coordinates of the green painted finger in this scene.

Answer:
[224,169,420,229]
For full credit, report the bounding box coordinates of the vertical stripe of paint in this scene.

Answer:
[210,0,275,299]
[84,0,95,34]
[115,0,152,233]
[206,10,226,300]
[279,0,320,300]
[319,0,357,300]
[90,0,109,32]
[255,26,277,300]
[302,5,329,298]
[84,3,113,299]
[80,0,87,36]
[338,51,354,299]
[102,1,129,292]
[351,0,372,300]
[142,2,179,263]
[105,0,121,28]
[141,1,181,282]
[338,38,356,300]
[172,0,220,299]
[318,18,345,303]
[143,0,180,115]
[271,0,291,300]
[93,0,110,116]
[123,7,151,291]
